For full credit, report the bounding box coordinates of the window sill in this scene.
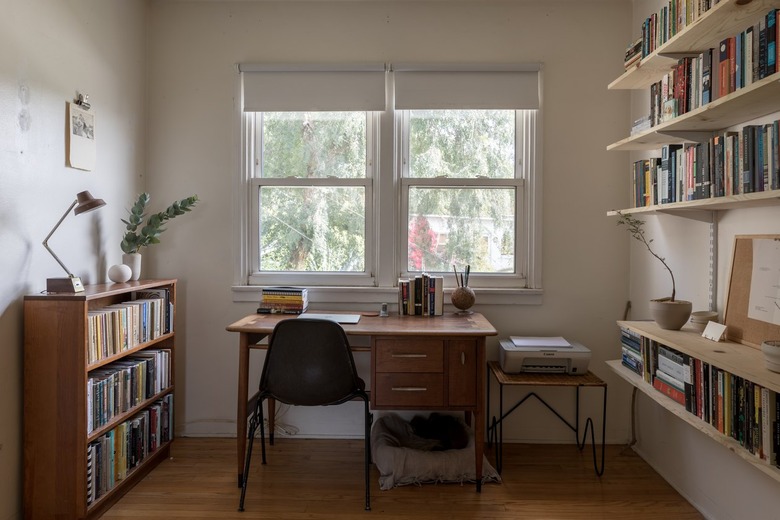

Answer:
[231,285,543,306]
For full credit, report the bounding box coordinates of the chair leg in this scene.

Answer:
[364,397,371,511]
[259,398,267,465]
[238,401,262,512]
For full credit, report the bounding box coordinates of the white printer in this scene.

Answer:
[499,336,591,375]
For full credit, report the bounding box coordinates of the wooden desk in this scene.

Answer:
[227,312,497,490]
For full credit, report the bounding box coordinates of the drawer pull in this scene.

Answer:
[461,352,466,365]
[391,386,428,392]
[391,353,427,358]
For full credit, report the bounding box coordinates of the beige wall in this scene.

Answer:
[0,1,148,517]
[145,0,633,439]
[625,1,780,518]
[0,1,635,518]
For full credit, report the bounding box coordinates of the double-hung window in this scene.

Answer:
[395,65,540,289]
[238,63,541,294]
[240,64,385,286]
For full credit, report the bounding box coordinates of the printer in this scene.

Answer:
[499,337,591,375]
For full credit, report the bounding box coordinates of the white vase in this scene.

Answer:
[122,253,142,281]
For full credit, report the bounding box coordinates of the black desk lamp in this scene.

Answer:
[43,190,106,293]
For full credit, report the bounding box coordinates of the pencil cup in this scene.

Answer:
[451,286,475,314]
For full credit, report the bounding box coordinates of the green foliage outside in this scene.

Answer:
[257,110,517,274]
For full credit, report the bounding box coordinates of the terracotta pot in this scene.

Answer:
[649,298,692,330]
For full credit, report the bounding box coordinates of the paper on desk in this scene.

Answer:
[510,336,571,348]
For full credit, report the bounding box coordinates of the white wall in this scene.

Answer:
[0,1,636,518]
[626,1,780,518]
[145,0,633,441]
[0,1,148,518]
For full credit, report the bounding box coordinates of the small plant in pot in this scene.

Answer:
[120,193,199,280]
[617,212,692,330]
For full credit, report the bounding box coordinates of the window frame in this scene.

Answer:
[233,65,544,303]
[396,109,531,289]
[246,111,380,287]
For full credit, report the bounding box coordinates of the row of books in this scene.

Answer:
[717,9,777,97]
[87,394,173,505]
[87,349,171,435]
[398,274,444,316]
[621,329,779,464]
[87,288,173,364]
[630,120,780,207]
[637,0,717,62]
[257,286,308,314]
[643,9,779,130]
[649,51,713,127]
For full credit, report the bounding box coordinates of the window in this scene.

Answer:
[237,63,541,294]
[248,111,378,286]
[400,109,534,288]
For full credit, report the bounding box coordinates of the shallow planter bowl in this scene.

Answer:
[649,298,692,330]
[689,310,719,332]
[761,341,780,373]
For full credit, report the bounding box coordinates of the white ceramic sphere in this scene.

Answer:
[108,264,132,283]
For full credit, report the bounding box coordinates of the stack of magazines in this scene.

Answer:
[257,287,308,314]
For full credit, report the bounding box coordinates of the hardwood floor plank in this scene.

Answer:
[103,438,702,519]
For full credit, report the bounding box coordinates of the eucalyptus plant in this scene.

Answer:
[121,193,199,254]
[616,211,677,302]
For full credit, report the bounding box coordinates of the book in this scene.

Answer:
[718,37,732,97]
[654,376,687,406]
[701,48,712,104]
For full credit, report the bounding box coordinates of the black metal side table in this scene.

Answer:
[486,360,607,476]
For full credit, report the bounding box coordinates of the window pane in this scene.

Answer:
[408,187,515,273]
[260,186,365,272]
[408,110,514,179]
[261,112,366,179]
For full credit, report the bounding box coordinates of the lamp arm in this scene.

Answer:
[42,200,77,277]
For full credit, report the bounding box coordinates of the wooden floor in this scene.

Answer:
[103,438,703,519]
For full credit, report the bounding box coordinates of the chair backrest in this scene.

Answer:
[260,318,363,406]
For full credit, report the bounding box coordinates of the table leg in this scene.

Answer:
[237,333,250,487]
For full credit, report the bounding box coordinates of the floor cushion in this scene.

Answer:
[371,412,501,490]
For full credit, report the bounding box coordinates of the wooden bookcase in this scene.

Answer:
[24,279,177,519]
[607,0,780,215]
[608,320,780,483]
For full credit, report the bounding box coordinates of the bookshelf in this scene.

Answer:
[24,279,177,520]
[609,0,780,91]
[608,320,780,483]
[607,0,780,489]
[607,0,780,215]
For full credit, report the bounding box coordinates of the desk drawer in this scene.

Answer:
[374,373,444,407]
[374,339,443,373]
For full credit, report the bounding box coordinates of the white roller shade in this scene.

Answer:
[393,63,541,110]
[240,63,387,112]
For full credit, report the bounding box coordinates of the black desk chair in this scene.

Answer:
[238,318,372,512]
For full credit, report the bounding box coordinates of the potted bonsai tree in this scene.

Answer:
[120,193,199,280]
[617,211,692,330]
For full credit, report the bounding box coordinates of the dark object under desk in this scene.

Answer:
[486,360,607,476]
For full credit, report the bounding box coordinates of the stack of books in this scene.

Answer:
[624,37,642,69]
[257,287,308,314]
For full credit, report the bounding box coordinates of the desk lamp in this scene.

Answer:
[43,190,106,293]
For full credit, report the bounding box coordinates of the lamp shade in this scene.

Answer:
[74,190,106,215]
